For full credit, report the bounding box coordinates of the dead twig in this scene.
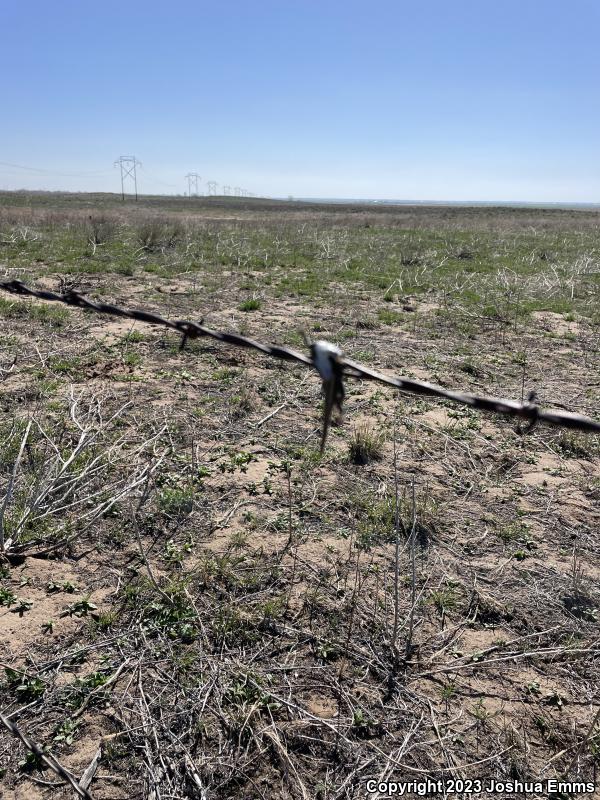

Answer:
[0,710,94,799]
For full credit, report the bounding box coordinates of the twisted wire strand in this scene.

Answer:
[1,279,599,436]
[0,711,93,799]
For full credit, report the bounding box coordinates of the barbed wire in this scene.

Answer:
[1,280,599,449]
[0,711,94,799]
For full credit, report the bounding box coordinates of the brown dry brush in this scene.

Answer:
[0,391,167,560]
[2,451,598,798]
[0,423,598,798]
[0,201,599,797]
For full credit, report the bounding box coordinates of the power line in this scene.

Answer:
[0,160,262,198]
[0,160,111,178]
[137,165,179,190]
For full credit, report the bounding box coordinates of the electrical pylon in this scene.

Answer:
[114,156,141,201]
[185,172,201,197]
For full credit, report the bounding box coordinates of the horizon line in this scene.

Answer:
[1,188,599,209]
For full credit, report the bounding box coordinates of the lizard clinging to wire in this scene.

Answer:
[310,340,345,453]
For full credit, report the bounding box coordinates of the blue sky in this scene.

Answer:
[1,0,599,201]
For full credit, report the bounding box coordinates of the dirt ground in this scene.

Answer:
[0,194,599,799]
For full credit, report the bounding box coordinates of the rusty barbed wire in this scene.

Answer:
[0,710,94,799]
[1,280,599,448]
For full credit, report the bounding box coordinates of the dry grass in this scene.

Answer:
[348,423,385,465]
[0,193,599,799]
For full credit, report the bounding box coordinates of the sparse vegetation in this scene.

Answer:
[348,422,385,464]
[238,297,261,312]
[0,192,598,798]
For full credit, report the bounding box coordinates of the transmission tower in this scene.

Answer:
[185,172,201,197]
[234,186,241,197]
[207,181,218,196]
[223,185,231,196]
[114,156,141,201]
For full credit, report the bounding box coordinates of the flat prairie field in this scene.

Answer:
[0,193,599,799]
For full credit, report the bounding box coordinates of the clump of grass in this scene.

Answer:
[122,330,146,344]
[348,423,385,465]
[87,214,117,245]
[0,297,70,327]
[158,485,195,517]
[455,248,474,260]
[556,431,598,459]
[136,218,183,251]
[354,316,378,330]
[458,360,485,378]
[229,385,256,418]
[377,308,403,325]
[238,298,261,312]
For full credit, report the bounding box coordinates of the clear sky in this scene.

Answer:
[1,0,599,202]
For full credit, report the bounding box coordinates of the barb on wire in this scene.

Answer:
[1,280,599,451]
[0,711,93,799]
